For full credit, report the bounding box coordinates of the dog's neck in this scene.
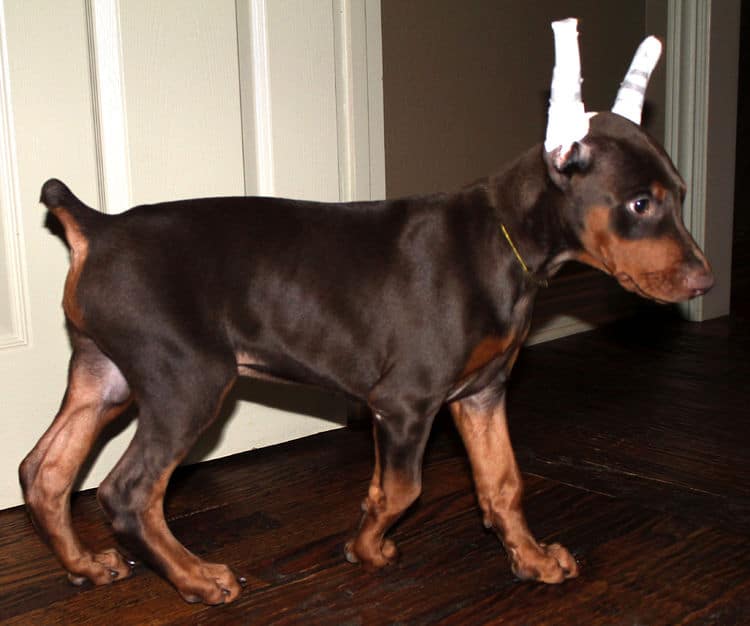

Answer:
[484,144,579,284]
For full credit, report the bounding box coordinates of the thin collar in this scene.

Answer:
[500,223,549,288]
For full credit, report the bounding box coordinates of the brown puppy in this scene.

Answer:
[20,22,711,604]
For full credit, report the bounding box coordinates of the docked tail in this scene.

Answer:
[41,178,102,251]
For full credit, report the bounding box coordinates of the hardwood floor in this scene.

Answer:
[1,299,748,625]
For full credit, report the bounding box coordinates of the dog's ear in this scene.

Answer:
[544,19,591,190]
[543,139,592,189]
[611,36,662,125]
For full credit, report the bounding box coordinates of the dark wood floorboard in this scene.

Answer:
[1,301,748,625]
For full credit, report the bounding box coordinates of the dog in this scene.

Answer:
[19,19,712,604]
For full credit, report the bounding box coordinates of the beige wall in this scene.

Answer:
[382,1,665,198]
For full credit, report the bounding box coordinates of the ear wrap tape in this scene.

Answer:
[544,19,589,154]
[544,20,663,156]
[611,36,662,124]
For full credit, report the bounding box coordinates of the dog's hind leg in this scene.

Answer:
[19,332,134,586]
[96,349,242,605]
[450,389,579,583]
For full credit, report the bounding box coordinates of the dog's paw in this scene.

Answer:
[175,561,246,605]
[66,548,134,586]
[344,536,399,570]
[510,542,579,584]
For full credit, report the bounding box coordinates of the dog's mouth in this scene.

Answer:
[614,272,676,305]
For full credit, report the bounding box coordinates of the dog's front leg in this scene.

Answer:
[345,407,436,568]
[450,390,579,583]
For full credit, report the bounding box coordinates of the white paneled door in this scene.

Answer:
[0,0,384,508]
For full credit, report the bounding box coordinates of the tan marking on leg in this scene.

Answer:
[450,395,578,583]
[362,419,382,512]
[132,460,241,604]
[125,379,243,604]
[346,467,420,569]
[346,422,422,571]
[50,207,89,329]
[20,353,132,586]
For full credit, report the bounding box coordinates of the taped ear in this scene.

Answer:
[542,19,662,188]
[544,139,592,188]
[544,18,590,177]
[611,36,662,124]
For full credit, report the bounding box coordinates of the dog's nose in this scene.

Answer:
[684,268,714,297]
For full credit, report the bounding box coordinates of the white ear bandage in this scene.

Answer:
[611,36,662,124]
[544,18,590,154]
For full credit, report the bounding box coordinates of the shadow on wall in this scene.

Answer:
[73,380,347,494]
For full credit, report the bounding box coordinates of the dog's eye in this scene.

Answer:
[627,196,652,216]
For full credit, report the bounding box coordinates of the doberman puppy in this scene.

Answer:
[20,21,712,604]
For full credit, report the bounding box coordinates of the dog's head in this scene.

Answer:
[543,19,712,303]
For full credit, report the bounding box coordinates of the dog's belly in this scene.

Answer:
[234,349,362,397]
[235,351,299,385]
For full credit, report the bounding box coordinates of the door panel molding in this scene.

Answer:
[237,0,275,195]
[85,0,131,215]
[363,0,385,200]
[0,0,29,350]
[237,0,384,202]
[665,0,739,321]
[333,0,385,201]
